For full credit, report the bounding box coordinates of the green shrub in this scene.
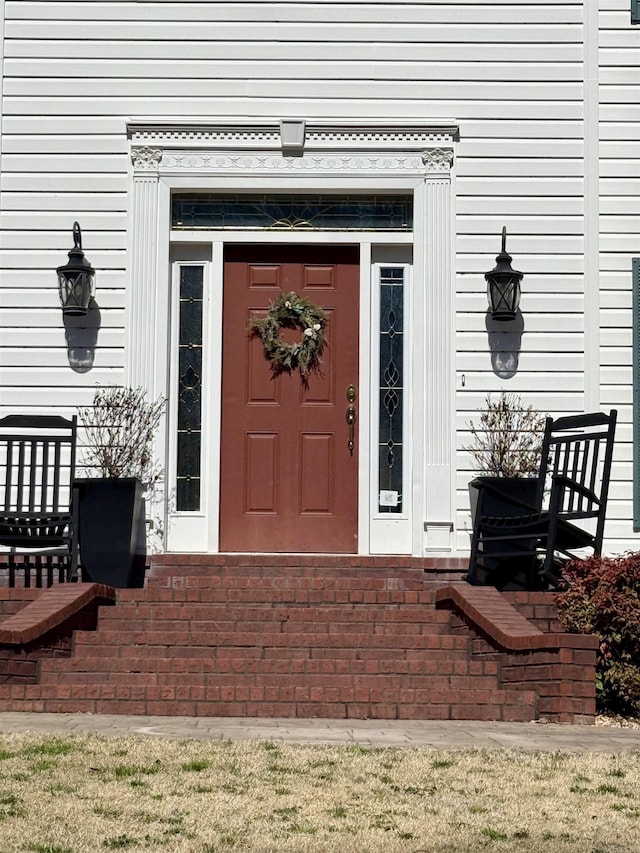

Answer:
[556,552,640,717]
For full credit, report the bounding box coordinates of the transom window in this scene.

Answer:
[172,194,413,231]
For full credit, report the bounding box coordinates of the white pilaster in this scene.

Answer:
[127,148,162,391]
[421,150,455,551]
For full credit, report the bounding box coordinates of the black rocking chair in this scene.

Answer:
[466,410,617,590]
[0,414,80,586]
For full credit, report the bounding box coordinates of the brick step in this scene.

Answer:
[37,669,502,694]
[97,604,452,629]
[71,627,470,651]
[0,683,538,722]
[147,556,467,574]
[126,588,438,606]
[40,651,490,679]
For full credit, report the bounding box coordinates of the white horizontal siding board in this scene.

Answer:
[0,367,123,386]
[2,99,586,120]
[600,30,640,48]
[0,387,121,408]
[601,123,640,140]
[0,289,124,310]
[1,135,129,154]
[457,235,584,253]
[600,141,640,157]
[458,178,583,196]
[2,116,128,135]
[1,154,127,173]
[0,348,123,368]
[599,87,640,105]
[457,333,584,352]
[1,232,125,250]
[4,80,584,101]
[601,105,640,122]
[3,40,585,64]
[601,66,640,85]
[601,217,640,233]
[457,353,585,371]
[600,49,640,67]
[0,213,126,231]
[462,120,583,139]
[601,198,640,214]
[1,193,128,212]
[457,140,584,157]
[0,250,125,268]
[0,328,123,348]
[456,159,584,178]
[457,257,583,274]
[3,22,584,43]
[457,314,584,333]
[5,3,585,25]
[1,174,129,192]
[458,277,585,295]
[602,349,632,367]
[456,197,584,215]
[0,308,125,327]
[600,161,640,179]
[455,216,584,235]
[3,59,586,83]
[598,179,640,195]
[600,291,632,309]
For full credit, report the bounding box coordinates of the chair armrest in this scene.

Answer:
[550,474,599,505]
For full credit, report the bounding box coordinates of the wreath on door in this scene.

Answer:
[249,291,328,383]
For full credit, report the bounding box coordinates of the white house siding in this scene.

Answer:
[0,1,638,555]
[598,0,640,552]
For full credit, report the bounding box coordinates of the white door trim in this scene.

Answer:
[127,121,458,555]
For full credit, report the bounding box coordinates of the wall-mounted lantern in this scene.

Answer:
[485,226,523,321]
[57,222,95,316]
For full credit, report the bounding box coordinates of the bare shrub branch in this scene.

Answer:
[78,386,166,489]
[465,391,546,478]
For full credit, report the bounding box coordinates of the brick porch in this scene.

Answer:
[0,555,598,723]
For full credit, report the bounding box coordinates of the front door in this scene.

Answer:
[219,245,359,552]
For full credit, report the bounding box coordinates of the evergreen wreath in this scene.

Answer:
[249,291,328,383]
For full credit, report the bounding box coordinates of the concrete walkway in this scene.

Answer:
[1,712,639,752]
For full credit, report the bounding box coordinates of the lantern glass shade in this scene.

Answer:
[57,222,95,316]
[485,227,523,322]
[57,268,95,316]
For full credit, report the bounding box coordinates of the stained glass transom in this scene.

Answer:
[176,266,203,511]
[378,267,404,514]
[172,194,412,231]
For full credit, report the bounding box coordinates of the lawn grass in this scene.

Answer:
[0,732,638,852]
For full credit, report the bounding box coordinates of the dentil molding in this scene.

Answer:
[129,122,457,176]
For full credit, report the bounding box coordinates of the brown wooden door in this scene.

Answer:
[219,245,359,552]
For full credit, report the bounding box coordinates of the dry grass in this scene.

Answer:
[0,733,639,852]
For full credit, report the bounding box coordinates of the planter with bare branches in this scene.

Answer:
[75,387,165,587]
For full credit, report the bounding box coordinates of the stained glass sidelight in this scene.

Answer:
[378,267,404,513]
[176,266,203,511]
[172,194,412,231]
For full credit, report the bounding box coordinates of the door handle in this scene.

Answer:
[346,385,357,456]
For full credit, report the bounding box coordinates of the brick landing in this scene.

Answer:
[0,555,598,723]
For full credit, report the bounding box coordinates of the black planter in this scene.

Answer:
[468,476,539,590]
[74,477,145,588]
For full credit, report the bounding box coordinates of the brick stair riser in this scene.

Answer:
[97,605,451,628]
[70,629,470,652]
[37,670,503,696]
[122,588,438,606]
[0,683,538,723]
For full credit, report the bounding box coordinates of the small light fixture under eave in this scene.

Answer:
[57,221,95,316]
[485,226,523,322]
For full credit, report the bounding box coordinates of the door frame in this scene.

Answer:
[127,121,458,556]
